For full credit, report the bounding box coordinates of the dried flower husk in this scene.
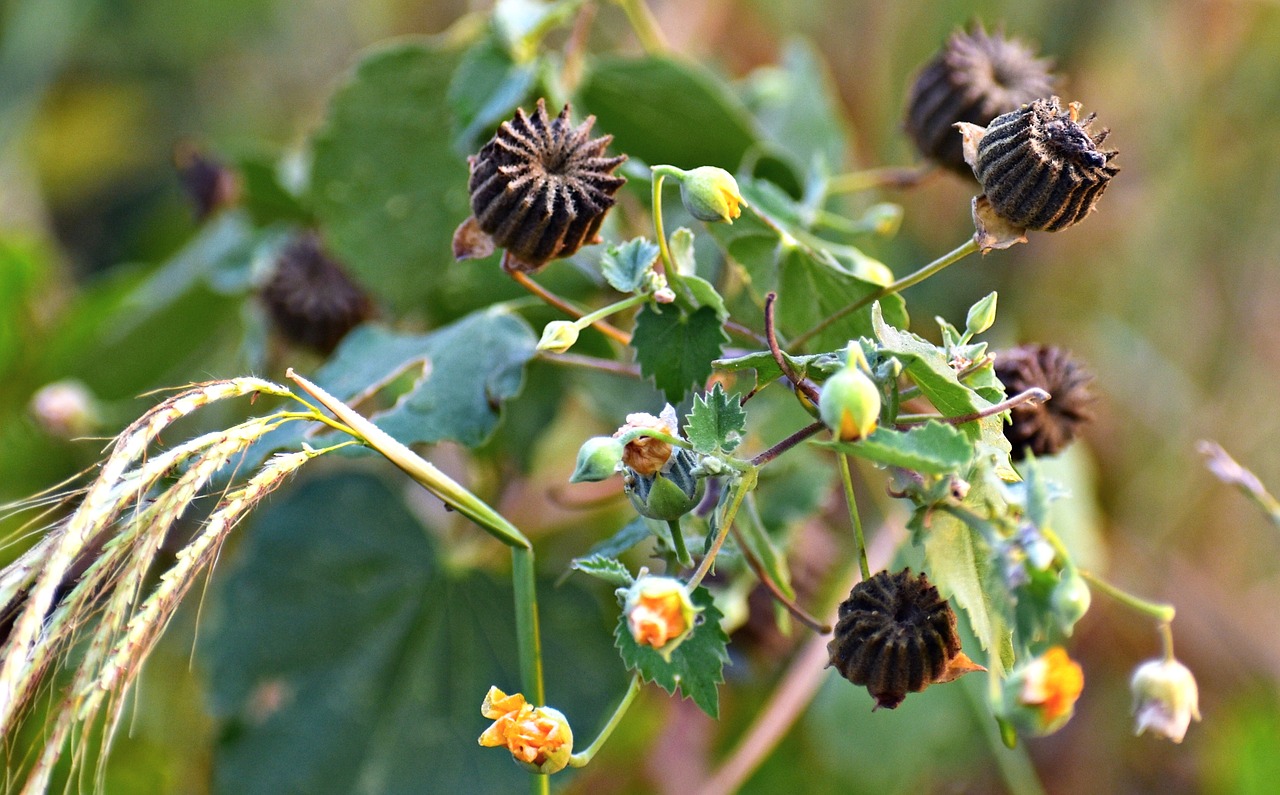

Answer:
[262,232,373,355]
[173,142,240,221]
[965,96,1119,231]
[456,99,627,273]
[905,24,1056,176]
[827,569,983,709]
[993,344,1094,460]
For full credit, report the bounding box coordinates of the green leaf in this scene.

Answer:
[632,304,727,403]
[665,228,729,318]
[581,517,656,561]
[570,555,634,587]
[742,39,850,174]
[601,238,660,293]
[447,31,537,156]
[705,179,907,352]
[614,586,730,718]
[822,421,974,476]
[735,493,794,599]
[579,56,759,169]
[236,156,312,226]
[685,383,746,454]
[311,41,469,310]
[712,349,837,390]
[207,472,624,795]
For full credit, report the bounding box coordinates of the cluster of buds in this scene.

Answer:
[478,687,574,774]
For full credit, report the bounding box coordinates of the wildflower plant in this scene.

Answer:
[1,4,1204,793]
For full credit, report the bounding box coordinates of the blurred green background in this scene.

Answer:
[4,0,1280,792]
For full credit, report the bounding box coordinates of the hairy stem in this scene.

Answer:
[688,470,756,590]
[837,454,870,581]
[749,421,825,468]
[512,270,632,345]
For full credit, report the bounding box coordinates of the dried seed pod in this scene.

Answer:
[904,24,1056,177]
[967,96,1119,230]
[455,99,627,273]
[827,569,982,709]
[993,344,1094,460]
[262,232,373,355]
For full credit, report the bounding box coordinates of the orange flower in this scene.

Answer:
[623,575,699,659]
[1019,646,1084,725]
[478,687,573,774]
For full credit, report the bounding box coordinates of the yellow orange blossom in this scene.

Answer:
[629,587,689,648]
[478,687,571,769]
[1019,646,1084,723]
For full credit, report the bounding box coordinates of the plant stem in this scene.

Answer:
[894,388,1050,426]
[763,293,819,404]
[575,292,650,329]
[837,454,870,581]
[539,351,641,377]
[615,0,667,53]
[511,546,545,706]
[1079,569,1176,624]
[667,519,692,568]
[963,675,1048,795]
[731,524,830,633]
[791,237,980,350]
[511,270,632,345]
[688,470,756,590]
[825,164,934,195]
[749,421,825,468]
[650,169,674,276]
[569,675,642,768]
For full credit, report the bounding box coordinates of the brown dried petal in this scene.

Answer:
[461,99,627,273]
[827,569,978,709]
[993,344,1095,460]
[905,24,1056,176]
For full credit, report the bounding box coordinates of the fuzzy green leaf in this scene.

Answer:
[632,304,727,403]
[601,238,660,293]
[580,56,759,170]
[712,349,837,390]
[311,42,469,310]
[571,555,634,587]
[582,517,656,560]
[685,383,746,454]
[822,421,974,475]
[446,32,536,156]
[614,586,730,718]
[742,39,850,174]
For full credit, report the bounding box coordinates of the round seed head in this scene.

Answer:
[262,232,374,355]
[905,24,1056,176]
[970,96,1119,230]
[461,99,627,273]
[993,344,1095,460]
[827,569,976,709]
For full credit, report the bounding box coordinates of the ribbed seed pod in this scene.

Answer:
[994,344,1095,460]
[262,232,373,355]
[905,24,1055,177]
[970,97,1119,230]
[827,569,968,709]
[460,99,627,273]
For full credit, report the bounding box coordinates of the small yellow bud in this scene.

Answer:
[1131,658,1200,743]
[622,575,700,660]
[1001,646,1084,736]
[674,166,746,223]
[570,436,624,483]
[818,364,881,441]
[536,320,580,354]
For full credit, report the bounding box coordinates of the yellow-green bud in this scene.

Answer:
[624,448,704,520]
[819,365,881,441]
[1050,570,1091,636]
[536,320,580,354]
[965,291,998,336]
[675,166,746,223]
[621,575,701,660]
[570,436,624,482]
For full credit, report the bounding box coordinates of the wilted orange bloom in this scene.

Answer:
[615,410,676,476]
[1019,646,1084,724]
[628,586,689,649]
[478,687,572,771]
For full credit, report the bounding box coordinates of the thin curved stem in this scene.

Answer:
[825,164,935,195]
[615,0,668,53]
[667,519,692,569]
[511,270,632,345]
[539,351,641,377]
[837,454,870,581]
[688,470,756,590]
[569,675,642,767]
[763,293,819,404]
[651,169,673,277]
[731,524,829,633]
[1079,569,1176,624]
[791,238,980,351]
[894,387,1050,426]
[749,421,825,468]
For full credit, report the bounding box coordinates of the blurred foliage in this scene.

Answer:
[5,0,1280,793]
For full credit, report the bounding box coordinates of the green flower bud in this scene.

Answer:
[570,436,624,482]
[965,291,998,336]
[536,320,580,354]
[1050,570,1091,636]
[674,166,746,223]
[624,448,704,521]
[620,574,701,660]
[819,364,881,441]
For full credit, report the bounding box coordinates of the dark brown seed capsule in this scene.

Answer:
[827,569,980,709]
[970,96,1119,230]
[456,99,627,273]
[993,344,1094,460]
[262,232,373,355]
[904,24,1056,177]
[173,142,240,221]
